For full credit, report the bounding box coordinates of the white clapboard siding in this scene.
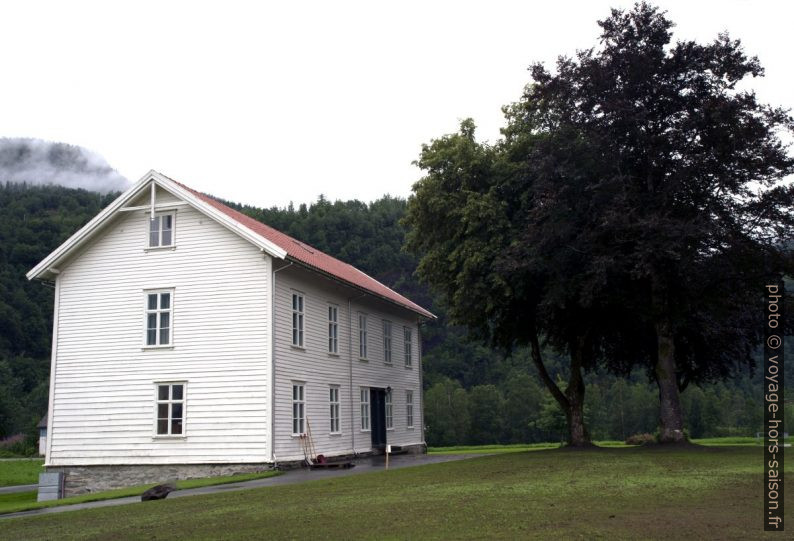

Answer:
[49,192,271,466]
[273,265,423,462]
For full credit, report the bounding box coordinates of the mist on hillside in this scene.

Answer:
[0,138,128,193]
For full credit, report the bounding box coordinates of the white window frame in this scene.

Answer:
[385,388,393,430]
[154,382,186,437]
[292,382,305,435]
[383,320,392,364]
[144,289,174,347]
[404,326,413,368]
[328,304,338,354]
[329,385,341,434]
[406,390,414,428]
[358,313,368,359]
[147,212,175,248]
[292,292,305,348]
[360,387,370,431]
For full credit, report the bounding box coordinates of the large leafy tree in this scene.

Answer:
[406,2,794,444]
[512,3,794,442]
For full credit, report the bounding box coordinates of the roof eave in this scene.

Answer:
[26,170,157,281]
[27,170,288,281]
[150,172,287,260]
[27,170,434,321]
[287,256,436,320]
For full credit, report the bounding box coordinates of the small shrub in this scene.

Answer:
[625,433,656,445]
[0,433,37,457]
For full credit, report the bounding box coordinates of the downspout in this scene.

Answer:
[348,293,365,456]
[270,259,293,464]
[418,318,426,448]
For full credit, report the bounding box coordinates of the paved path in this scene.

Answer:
[1,453,482,520]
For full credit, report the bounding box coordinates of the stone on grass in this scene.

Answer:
[141,482,177,501]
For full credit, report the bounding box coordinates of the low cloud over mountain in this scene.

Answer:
[0,138,128,193]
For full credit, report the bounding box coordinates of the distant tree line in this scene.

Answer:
[0,183,117,451]
[424,369,772,447]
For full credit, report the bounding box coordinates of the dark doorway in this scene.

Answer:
[370,388,387,450]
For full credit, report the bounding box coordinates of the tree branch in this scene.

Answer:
[529,329,570,410]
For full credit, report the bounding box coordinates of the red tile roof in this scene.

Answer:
[173,180,434,319]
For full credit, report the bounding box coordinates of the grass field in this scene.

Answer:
[427,437,767,455]
[428,442,563,454]
[692,436,764,446]
[0,459,44,486]
[0,471,282,515]
[428,440,631,454]
[2,445,787,540]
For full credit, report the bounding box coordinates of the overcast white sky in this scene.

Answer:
[0,1,790,207]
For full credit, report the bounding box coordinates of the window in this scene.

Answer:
[383,320,392,364]
[406,390,414,428]
[156,383,184,436]
[404,327,413,367]
[329,386,341,433]
[385,388,393,430]
[292,383,305,435]
[292,292,304,347]
[328,305,338,354]
[148,213,174,248]
[358,313,368,359]
[145,291,172,346]
[360,387,370,431]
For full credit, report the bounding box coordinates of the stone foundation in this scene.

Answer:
[274,443,425,469]
[47,444,425,497]
[46,463,274,497]
[402,443,427,455]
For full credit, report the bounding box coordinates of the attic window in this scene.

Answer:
[149,213,174,248]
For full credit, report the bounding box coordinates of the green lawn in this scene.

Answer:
[0,459,44,486]
[429,442,562,454]
[2,446,787,540]
[692,436,764,446]
[0,471,281,515]
[428,437,767,455]
[428,440,630,454]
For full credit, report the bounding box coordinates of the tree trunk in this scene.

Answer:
[565,339,591,447]
[655,318,685,443]
[529,330,591,447]
[565,400,589,446]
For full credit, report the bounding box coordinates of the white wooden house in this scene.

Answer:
[28,170,433,495]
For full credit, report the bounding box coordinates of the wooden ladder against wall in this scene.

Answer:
[299,417,317,466]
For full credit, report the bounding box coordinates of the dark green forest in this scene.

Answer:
[0,183,117,450]
[1,182,788,451]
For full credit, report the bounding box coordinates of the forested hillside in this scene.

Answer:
[0,183,118,448]
[0,183,785,451]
